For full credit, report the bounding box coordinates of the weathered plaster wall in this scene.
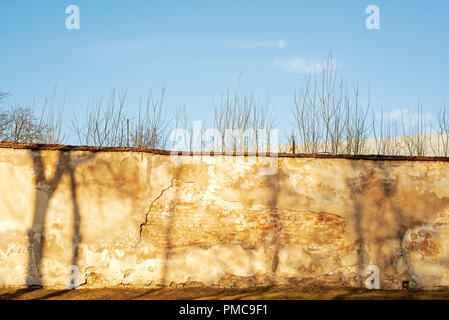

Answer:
[1,146,449,289]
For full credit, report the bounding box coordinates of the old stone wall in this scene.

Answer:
[1,144,449,289]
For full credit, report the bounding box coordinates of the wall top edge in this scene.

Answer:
[1,141,449,162]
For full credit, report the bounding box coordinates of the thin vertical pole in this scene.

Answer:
[127,118,129,147]
[292,135,296,154]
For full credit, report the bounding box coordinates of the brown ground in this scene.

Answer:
[1,286,449,300]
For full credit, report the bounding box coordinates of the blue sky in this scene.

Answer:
[0,0,448,143]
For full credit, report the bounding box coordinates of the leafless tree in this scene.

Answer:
[434,103,449,156]
[292,56,371,155]
[214,85,276,153]
[131,87,169,149]
[0,88,64,144]
[293,74,321,153]
[0,90,9,103]
[73,88,128,147]
[163,102,195,152]
[73,87,174,149]
[400,103,429,156]
[372,107,400,155]
[344,82,371,155]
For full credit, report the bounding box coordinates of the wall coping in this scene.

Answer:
[1,141,449,162]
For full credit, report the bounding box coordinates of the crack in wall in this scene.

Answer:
[138,178,175,240]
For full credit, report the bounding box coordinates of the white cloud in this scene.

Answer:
[382,108,433,128]
[274,56,338,74]
[226,39,288,49]
[382,108,406,121]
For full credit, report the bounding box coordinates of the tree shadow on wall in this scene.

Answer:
[376,162,449,287]
[160,165,181,287]
[137,156,286,288]
[209,157,285,288]
[347,160,374,287]
[264,160,284,285]
[210,157,284,288]
[152,157,284,288]
[346,160,449,289]
[378,162,416,286]
[138,160,181,288]
[26,149,94,288]
[347,160,410,288]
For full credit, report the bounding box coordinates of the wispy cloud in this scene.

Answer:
[274,56,338,74]
[382,108,433,129]
[225,39,288,49]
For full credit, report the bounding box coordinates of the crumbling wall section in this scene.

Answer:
[0,144,449,289]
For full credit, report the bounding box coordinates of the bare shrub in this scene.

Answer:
[400,103,429,156]
[344,82,371,155]
[214,86,276,153]
[73,87,174,149]
[131,87,169,149]
[435,103,449,156]
[169,104,192,151]
[372,107,400,155]
[293,74,321,153]
[73,88,128,147]
[292,56,371,155]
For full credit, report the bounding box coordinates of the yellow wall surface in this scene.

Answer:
[1,146,449,289]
